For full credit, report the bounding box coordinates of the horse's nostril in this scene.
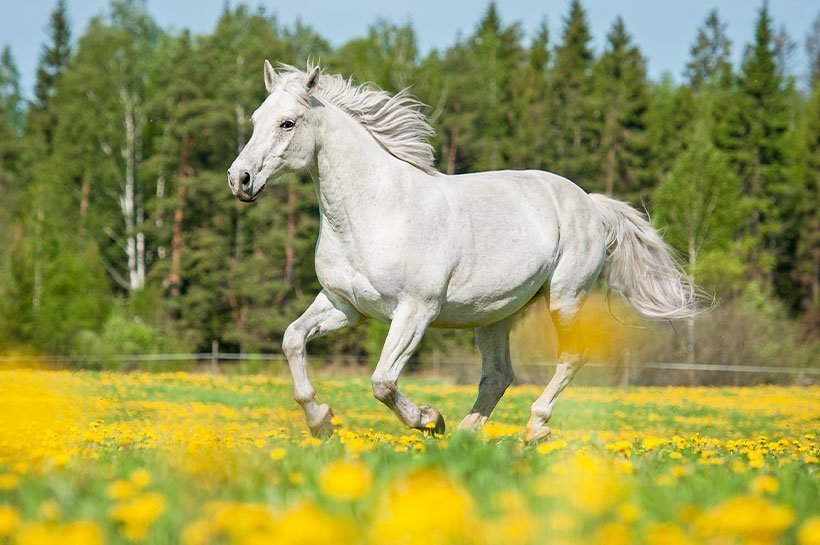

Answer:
[240,171,251,188]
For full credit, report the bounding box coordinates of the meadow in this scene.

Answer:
[0,368,817,545]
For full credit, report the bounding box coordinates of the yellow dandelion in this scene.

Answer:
[16,520,103,545]
[270,448,287,461]
[537,439,568,455]
[319,459,372,501]
[370,468,480,545]
[694,495,794,541]
[594,522,631,545]
[605,440,633,457]
[645,522,698,545]
[0,473,20,491]
[180,519,212,545]
[275,501,357,545]
[641,435,666,451]
[0,505,19,537]
[798,516,820,545]
[618,502,641,523]
[107,479,136,500]
[110,492,167,541]
[130,469,151,489]
[749,474,779,496]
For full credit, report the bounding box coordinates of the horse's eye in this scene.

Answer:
[280,120,295,130]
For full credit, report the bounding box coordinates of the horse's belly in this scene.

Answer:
[433,269,548,328]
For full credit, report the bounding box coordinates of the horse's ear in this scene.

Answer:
[264,59,277,93]
[305,66,321,93]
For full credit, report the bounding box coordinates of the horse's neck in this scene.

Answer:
[314,109,413,232]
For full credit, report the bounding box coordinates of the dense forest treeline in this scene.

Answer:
[0,0,817,371]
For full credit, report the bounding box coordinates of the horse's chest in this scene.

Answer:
[314,241,394,320]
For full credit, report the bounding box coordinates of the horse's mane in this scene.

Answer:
[280,64,438,175]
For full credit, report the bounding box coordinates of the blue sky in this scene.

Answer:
[1,0,816,97]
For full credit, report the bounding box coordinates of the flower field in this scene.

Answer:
[0,369,817,545]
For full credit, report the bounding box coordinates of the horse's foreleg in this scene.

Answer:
[525,307,587,444]
[371,302,443,434]
[457,318,514,432]
[283,290,361,438]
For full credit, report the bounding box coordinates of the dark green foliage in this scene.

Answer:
[550,0,596,185]
[30,0,71,147]
[591,17,650,201]
[685,9,733,90]
[0,0,816,360]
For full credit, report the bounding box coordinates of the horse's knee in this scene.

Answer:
[371,374,396,403]
[558,351,587,371]
[282,325,305,361]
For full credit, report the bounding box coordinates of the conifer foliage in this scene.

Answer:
[0,1,817,358]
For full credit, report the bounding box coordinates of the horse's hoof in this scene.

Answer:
[308,403,336,439]
[419,405,445,436]
[456,412,487,432]
[525,416,551,445]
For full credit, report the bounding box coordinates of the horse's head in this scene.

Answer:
[228,61,321,201]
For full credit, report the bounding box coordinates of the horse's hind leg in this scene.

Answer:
[371,301,444,434]
[525,294,588,444]
[457,317,514,432]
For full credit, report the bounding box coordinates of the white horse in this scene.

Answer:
[228,62,699,442]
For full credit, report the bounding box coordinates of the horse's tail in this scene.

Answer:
[589,193,704,320]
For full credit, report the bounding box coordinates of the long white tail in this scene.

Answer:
[589,193,702,320]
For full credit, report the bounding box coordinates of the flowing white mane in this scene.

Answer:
[281,65,438,175]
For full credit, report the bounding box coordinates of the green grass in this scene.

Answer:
[0,370,817,544]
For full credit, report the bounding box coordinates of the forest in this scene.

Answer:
[0,0,817,377]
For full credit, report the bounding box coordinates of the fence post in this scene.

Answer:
[621,349,631,389]
[211,340,219,374]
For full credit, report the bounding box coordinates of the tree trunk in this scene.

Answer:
[79,171,91,218]
[605,147,616,196]
[32,204,43,313]
[119,88,144,292]
[167,131,193,297]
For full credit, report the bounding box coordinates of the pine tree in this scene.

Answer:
[718,3,790,289]
[0,47,24,134]
[0,46,24,282]
[432,3,524,174]
[467,2,524,171]
[645,75,694,185]
[591,17,650,201]
[682,10,736,191]
[508,20,552,170]
[685,9,732,90]
[30,0,71,147]
[550,0,595,184]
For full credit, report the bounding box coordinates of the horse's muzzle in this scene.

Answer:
[227,168,260,201]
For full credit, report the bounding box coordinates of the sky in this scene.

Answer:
[0,0,817,98]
